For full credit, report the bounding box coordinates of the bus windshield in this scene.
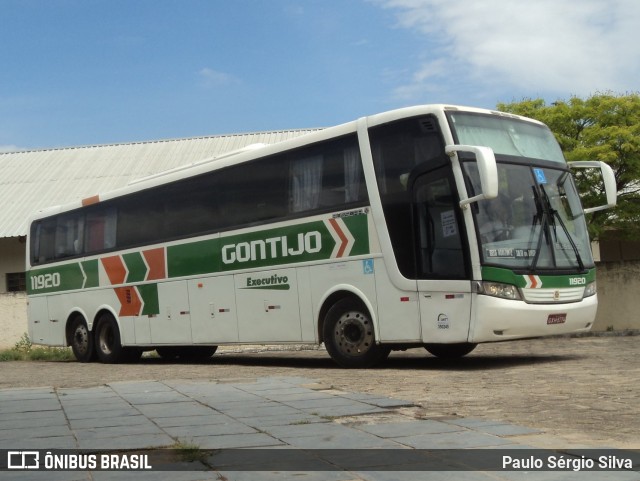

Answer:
[449,112,565,163]
[465,162,594,271]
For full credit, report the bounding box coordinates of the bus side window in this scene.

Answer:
[86,207,117,253]
[290,154,323,213]
[31,219,56,264]
[289,136,366,215]
[54,213,84,259]
[215,155,290,228]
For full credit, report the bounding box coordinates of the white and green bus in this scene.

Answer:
[26,105,616,367]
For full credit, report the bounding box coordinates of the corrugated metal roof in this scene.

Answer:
[0,129,319,238]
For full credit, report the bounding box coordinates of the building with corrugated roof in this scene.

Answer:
[0,129,318,294]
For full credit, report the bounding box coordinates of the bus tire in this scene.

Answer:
[69,316,96,363]
[323,298,389,368]
[94,313,126,364]
[424,342,477,359]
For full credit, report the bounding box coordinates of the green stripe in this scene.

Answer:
[167,238,219,278]
[481,266,596,288]
[123,252,147,283]
[168,214,370,278]
[241,284,291,291]
[138,284,159,315]
[28,214,371,294]
[82,260,99,288]
[27,263,84,294]
[343,215,369,256]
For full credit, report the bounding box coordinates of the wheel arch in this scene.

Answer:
[92,305,121,332]
[317,285,378,344]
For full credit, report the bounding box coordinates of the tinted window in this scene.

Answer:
[30,135,368,264]
[216,154,290,228]
[85,206,117,253]
[369,116,446,278]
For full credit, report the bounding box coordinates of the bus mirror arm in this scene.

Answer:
[568,161,617,213]
[445,145,499,207]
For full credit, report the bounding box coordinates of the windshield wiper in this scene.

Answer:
[528,183,585,273]
[538,184,585,272]
[528,185,548,272]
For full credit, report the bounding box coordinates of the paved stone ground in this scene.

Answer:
[1,377,638,480]
[3,336,639,449]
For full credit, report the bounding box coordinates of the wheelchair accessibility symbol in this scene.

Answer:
[533,168,547,184]
[363,259,374,275]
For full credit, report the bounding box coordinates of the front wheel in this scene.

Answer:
[323,298,389,368]
[424,342,477,359]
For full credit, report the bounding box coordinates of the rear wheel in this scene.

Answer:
[424,342,477,359]
[69,316,96,363]
[94,313,129,363]
[323,298,389,368]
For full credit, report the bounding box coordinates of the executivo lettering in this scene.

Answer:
[222,231,322,265]
[244,274,290,290]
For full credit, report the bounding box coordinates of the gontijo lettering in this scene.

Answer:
[222,231,321,264]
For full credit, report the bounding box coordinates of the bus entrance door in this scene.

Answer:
[413,167,472,343]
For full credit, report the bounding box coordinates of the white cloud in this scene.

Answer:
[198,68,239,88]
[376,0,640,102]
[0,145,21,153]
[392,59,448,99]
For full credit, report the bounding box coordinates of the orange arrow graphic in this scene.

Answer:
[114,287,142,316]
[102,256,127,285]
[329,218,349,258]
[143,247,166,281]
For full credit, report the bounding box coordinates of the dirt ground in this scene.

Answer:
[1,335,638,449]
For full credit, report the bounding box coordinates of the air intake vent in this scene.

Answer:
[419,118,437,133]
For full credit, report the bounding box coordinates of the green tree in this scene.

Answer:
[497,93,640,240]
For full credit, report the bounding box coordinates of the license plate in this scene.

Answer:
[547,313,567,325]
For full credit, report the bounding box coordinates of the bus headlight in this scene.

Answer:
[478,281,522,301]
[584,281,597,298]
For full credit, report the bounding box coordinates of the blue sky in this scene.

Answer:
[1,0,639,151]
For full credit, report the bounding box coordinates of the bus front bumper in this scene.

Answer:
[469,294,598,343]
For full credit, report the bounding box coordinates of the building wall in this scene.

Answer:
[593,260,640,331]
[0,237,26,293]
[0,292,27,348]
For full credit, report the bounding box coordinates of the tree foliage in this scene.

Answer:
[497,93,640,240]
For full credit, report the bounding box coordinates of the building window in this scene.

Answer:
[6,272,26,292]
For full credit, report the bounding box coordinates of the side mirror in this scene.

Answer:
[569,161,617,213]
[445,145,498,207]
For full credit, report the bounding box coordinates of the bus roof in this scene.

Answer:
[20,104,545,229]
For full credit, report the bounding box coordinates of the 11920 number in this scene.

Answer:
[31,273,61,290]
